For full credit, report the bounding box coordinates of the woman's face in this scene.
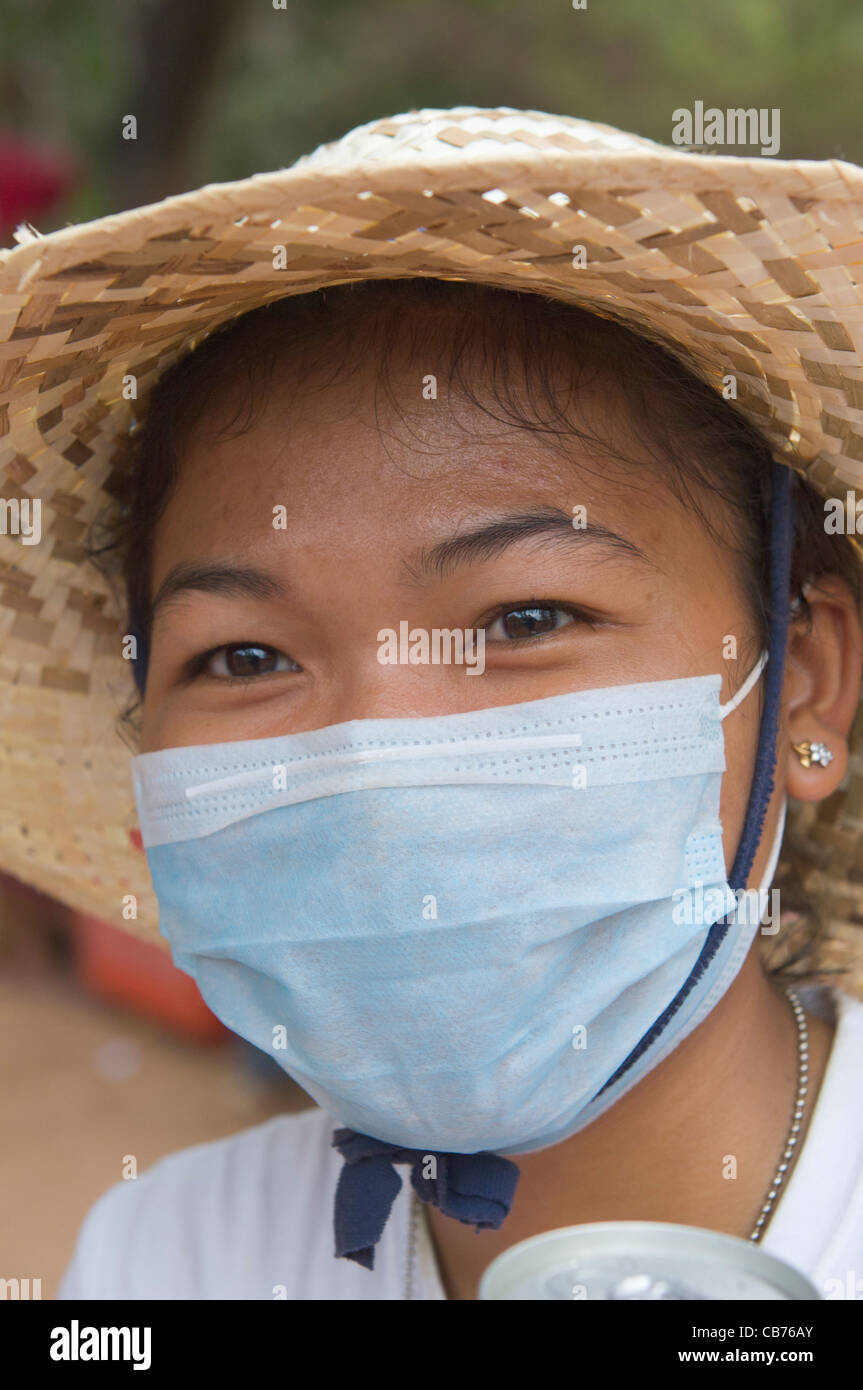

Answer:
[138,331,780,884]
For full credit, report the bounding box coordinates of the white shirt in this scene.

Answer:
[56,985,863,1300]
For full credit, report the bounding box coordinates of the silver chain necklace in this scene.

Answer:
[404,986,808,1297]
[749,986,809,1242]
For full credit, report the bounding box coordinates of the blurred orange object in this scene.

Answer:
[70,913,231,1044]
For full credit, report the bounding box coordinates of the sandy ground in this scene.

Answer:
[0,958,313,1299]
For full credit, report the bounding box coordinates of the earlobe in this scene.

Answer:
[784,574,862,804]
[786,729,848,802]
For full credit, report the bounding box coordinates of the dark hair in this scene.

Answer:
[86,276,862,987]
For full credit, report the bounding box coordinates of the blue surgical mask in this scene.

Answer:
[131,651,778,1157]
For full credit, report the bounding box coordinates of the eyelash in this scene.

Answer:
[481,599,601,645]
[181,645,295,686]
[183,602,601,684]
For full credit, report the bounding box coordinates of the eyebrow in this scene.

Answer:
[149,508,651,620]
[151,561,288,621]
[401,507,651,585]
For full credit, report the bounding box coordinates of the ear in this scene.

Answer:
[784,574,863,803]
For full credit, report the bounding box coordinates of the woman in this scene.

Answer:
[2,107,862,1301]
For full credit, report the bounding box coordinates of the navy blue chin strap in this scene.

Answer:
[330,459,795,1271]
[594,457,795,1097]
[131,623,149,697]
[331,1131,520,1270]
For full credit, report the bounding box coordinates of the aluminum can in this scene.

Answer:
[477,1221,820,1300]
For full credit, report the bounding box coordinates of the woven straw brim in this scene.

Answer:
[0,106,862,992]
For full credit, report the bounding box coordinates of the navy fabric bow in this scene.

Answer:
[331,1127,521,1270]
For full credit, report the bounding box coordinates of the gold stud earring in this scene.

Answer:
[792,739,833,768]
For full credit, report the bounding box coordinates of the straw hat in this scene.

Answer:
[1,105,862,991]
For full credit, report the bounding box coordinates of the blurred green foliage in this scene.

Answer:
[1,0,861,229]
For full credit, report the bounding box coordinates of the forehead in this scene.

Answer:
[158,326,679,535]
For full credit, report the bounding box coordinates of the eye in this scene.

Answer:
[483,602,592,643]
[188,643,300,683]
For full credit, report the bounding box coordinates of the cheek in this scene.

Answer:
[717,698,764,876]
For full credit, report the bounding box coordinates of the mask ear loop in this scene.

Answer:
[719,648,769,721]
[726,460,794,892]
[595,458,795,1098]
